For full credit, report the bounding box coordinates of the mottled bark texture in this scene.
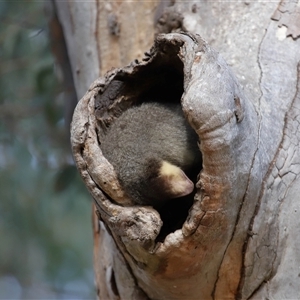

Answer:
[57,0,300,299]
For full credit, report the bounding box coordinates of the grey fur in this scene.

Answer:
[100,102,201,206]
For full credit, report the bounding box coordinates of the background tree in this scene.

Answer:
[0,1,95,298]
[56,1,300,299]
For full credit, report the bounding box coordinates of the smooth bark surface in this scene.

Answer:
[57,0,300,299]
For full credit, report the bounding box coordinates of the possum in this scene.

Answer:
[100,102,201,207]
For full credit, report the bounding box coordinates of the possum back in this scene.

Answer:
[100,102,201,206]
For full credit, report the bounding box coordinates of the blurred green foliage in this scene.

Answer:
[0,1,95,298]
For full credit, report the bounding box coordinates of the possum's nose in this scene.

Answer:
[159,161,195,198]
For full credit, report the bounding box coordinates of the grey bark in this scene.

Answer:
[56,0,300,299]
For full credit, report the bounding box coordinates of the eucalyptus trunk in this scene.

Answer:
[55,1,300,299]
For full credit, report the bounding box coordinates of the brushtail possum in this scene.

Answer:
[101,102,201,207]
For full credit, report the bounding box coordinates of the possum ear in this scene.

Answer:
[159,161,195,198]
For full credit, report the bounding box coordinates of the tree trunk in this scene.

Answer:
[55,0,300,299]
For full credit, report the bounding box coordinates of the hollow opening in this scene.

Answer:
[154,179,198,243]
[113,50,185,106]
[98,49,202,242]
